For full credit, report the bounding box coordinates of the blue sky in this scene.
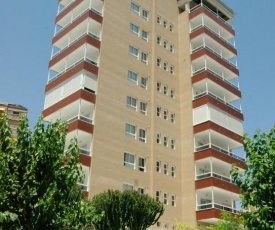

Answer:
[0,1,274,135]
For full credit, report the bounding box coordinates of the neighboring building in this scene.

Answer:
[0,101,27,139]
[42,0,245,228]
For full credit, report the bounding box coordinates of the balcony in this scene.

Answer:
[196,187,240,224]
[55,0,103,30]
[194,129,244,161]
[52,17,101,56]
[44,72,97,109]
[48,44,99,81]
[189,4,234,40]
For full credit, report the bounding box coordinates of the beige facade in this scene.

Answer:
[43,0,245,228]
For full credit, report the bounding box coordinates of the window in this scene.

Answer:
[163,20,167,28]
[164,163,168,174]
[127,96,137,109]
[157,82,161,92]
[156,107,161,117]
[142,30,148,41]
[157,58,161,67]
[171,89,175,98]
[128,70,138,83]
[157,15,161,24]
[141,52,148,63]
[139,129,146,142]
[156,133,161,144]
[170,23,174,32]
[140,102,147,114]
[157,36,161,45]
[171,166,176,177]
[164,85,168,95]
[164,193,168,205]
[163,40,167,49]
[171,113,175,123]
[130,23,139,35]
[171,195,176,207]
[170,65,174,74]
[156,161,161,172]
[123,183,134,191]
[164,136,168,146]
[171,139,175,149]
[165,224,169,229]
[129,45,138,58]
[140,76,147,88]
[163,62,167,71]
[156,190,161,201]
[164,110,168,120]
[125,123,136,137]
[124,152,135,168]
[142,9,148,20]
[131,2,140,13]
[138,157,146,172]
[170,44,174,53]
[138,187,145,194]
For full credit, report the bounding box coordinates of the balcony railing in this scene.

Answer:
[196,172,235,184]
[51,31,100,59]
[191,45,237,68]
[78,183,88,191]
[68,115,93,124]
[195,143,245,162]
[79,147,91,156]
[57,1,75,15]
[197,203,239,214]
[192,67,239,89]
[190,3,233,29]
[48,57,98,82]
[193,91,241,113]
[55,7,102,36]
[190,24,235,48]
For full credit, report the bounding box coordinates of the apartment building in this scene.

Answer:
[42,0,245,228]
[0,101,27,139]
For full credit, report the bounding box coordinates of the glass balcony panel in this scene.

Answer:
[59,0,74,9]
[193,105,243,136]
[44,72,97,109]
[78,165,90,191]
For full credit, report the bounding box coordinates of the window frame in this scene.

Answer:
[157,81,161,92]
[141,52,148,63]
[164,193,168,205]
[156,190,161,201]
[128,70,138,83]
[164,110,168,120]
[156,133,161,144]
[157,36,161,45]
[157,58,161,67]
[125,123,136,137]
[124,152,135,168]
[130,2,140,14]
[157,15,161,24]
[139,128,146,142]
[130,23,139,35]
[157,107,161,117]
[171,139,175,149]
[171,166,176,177]
[163,19,167,28]
[140,101,147,114]
[138,157,146,172]
[129,45,139,58]
[127,96,137,109]
[170,65,174,74]
[142,30,148,41]
[164,136,168,147]
[164,163,168,175]
[142,9,148,20]
[140,76,147,88]
[171,195,176,207]
[163,40,167,49]
[123,183,134,191]
[171,113,175,123]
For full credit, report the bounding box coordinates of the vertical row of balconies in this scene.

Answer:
[43,0,104,196]
[188,2,245,225]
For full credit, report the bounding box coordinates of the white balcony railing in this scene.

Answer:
[190,3,233,29]
[68,115,93,125]
[191,45,237,68]
[79,147,91,156]
[190,24,235,48]
[193,91,241,113]
[195,143,245,162]
[196,172,235,184]
[192,67,239,89]
[55,8,102,36]
[51,31,100,59]
[78,183,88,191]
[197,203,239,214]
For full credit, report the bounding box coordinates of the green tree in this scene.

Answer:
[0,114,100,230]
[91,189,164,230]
[232,126,275,229]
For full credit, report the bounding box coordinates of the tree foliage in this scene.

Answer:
[0,114,100,229]
[232,126,275,230]
[91,189,164,230]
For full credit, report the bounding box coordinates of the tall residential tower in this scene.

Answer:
[43,0,245,228]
